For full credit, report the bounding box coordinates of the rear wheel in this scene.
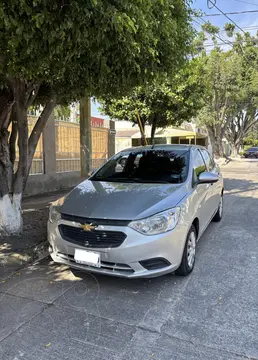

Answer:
[176,225,196,276]
[213,195,223,222]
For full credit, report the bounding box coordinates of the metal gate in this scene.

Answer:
[55,121,109,172]
[92,127,109,170]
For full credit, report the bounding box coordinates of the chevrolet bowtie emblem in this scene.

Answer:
[81,223,96,232]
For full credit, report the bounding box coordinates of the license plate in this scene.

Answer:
[74,249,101,268]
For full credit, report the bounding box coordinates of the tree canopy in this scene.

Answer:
[99,60,204,143]
[0,0,193,100]
[0,0,194,235]
[194,23,258,157]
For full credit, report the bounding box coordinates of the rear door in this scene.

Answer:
[200,149,221,213]
[191,149,213,234]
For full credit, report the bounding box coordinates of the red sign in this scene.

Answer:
[91,117,104,128]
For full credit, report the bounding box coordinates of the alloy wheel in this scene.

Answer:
[187,231,196,268]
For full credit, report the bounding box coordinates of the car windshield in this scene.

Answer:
[248,147,258,151]
[91,149,190,184]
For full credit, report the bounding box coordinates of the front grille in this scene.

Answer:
[61,213,130,227]
[56,252,134,274]
[139,258,171,270]
[59,224,127,248]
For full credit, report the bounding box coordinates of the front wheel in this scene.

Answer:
[176,225,196,276]
[213,195,223,222]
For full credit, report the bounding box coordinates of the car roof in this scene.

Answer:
[120,144,205,152]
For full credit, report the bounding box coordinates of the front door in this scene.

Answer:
[191,149,214,234]
[200,149,221,213]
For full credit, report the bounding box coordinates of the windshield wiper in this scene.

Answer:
[91,177,140,183]
[130,179,176,184]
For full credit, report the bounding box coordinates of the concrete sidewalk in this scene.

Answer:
[0,190,69,281]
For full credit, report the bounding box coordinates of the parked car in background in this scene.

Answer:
[243,147,258,158]
[48,145,224,278]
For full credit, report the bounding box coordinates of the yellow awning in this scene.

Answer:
[131,126,207,139]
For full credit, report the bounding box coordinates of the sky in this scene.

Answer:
[193,0,258,37]
[92,0,258,117]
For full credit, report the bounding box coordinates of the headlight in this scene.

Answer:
[129,207,180,235]
[49,196,67,223]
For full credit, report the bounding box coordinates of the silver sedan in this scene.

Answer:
[48,145,224,278]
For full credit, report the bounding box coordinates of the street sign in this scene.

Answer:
[110,129,116,135]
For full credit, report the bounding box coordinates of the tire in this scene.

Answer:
[213,195,223,222]
[176,225,196,276]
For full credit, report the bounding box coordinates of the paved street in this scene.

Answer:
[1,160,258,360]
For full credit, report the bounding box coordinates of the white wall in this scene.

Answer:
[115,138,132,153]
[115,121,135,129]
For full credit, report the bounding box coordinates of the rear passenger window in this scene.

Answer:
[201,150,215,171]
[192,150,206,184]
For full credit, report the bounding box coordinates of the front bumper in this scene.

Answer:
[48,219,188,278]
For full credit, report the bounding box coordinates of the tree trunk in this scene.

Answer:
[230,143,240,157]
[207,125,224,158]
[0,80,56,235]
[140,122,146,146]
[0,135,22,235]
[0,193,22,235]
[0,89,22,235]
[151,117,157,145]
[27,97,56,183]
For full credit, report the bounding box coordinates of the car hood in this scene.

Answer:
[60,180,187,221]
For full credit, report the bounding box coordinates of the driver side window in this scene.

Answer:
[192,150,206,185]
[200,149,215,171]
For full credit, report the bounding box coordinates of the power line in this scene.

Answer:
[219,26,258,35]
[206,0,246,34]
[207,0,216,9]
[194,17,258,49]
[231,0,258,7]
[193,18,234,48]
[203,39,258,47]
[223,25,258,30]
[199,17,235,47]
[195,17,258,50]
[195,10,258,17]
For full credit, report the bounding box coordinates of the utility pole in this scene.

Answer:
[80,97,92,178]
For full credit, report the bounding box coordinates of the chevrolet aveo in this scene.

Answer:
[48,145,224,278]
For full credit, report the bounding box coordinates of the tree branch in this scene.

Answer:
[28,97,56,174]
[245,119,258,134]
[9,120,17,165]
[220,95,229,131]
[12,79,29,194]
[26,84,40,108]
[0,92,15,131]
[13,108,28,194]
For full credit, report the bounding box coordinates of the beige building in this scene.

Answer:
[115,121,208,153]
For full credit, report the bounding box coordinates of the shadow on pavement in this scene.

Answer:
[0,191,69,280]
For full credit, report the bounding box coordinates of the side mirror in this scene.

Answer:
[198,171,219,184]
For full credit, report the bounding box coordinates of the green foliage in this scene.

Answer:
[0,0,194,102]
[99,60,204,135]
[197,49,243,127]
[243,138,258,147]
[194,27,258,156]
[202,22,220,36]
[224,23,235,38]
[54,105,71,121]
